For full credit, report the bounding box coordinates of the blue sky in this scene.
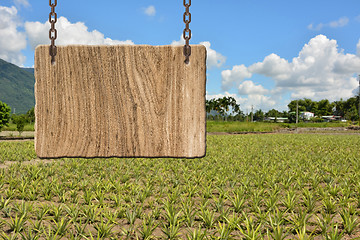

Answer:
[1,0,360,112]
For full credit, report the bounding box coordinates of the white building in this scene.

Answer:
[300,112,314,120]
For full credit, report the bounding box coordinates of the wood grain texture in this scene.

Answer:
[34,45,207,158]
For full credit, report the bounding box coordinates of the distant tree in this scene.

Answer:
[303,98,318,114]
[288,100,306,113]
[288,112,297,123]
[317,99,334,116]
[0,101,11,131]
[26,107,35,124]
[12,115,26,136]
[281,110,289,118]
[333,99,345,117]
[206,99,216,114]
[344,104,359,121]
[287,96,358,121]
[253,109,265,122]
[206,97,241,121]
[288,98,334,116]
[342,96,359,121]
[265,109,282,118]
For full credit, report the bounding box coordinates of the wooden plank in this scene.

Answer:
[34,45,207,158]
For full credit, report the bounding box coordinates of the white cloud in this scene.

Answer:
[329,17,349,28]
[307,23,324,31]
[171,35,226,69]
[0,6,26,65]
[171,35,185,46]
[206,91,242,102]
[25,17,134,49]
[248,53,291,80]
[221,65,252,91]
[144,5,156,16]
[13,0,29,8]
[308,17,349,30]
[206,90,278,112]
[253,35,360,101]
[223,34,360,103]
[200,41,226,69]
[206,91,248,111]
[238,81,268,95]
[246,94,276,111]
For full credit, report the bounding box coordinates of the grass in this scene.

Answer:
[207,121,285,132]
[0,134,360,239]
[2,123,35,132]
[206,120,349,132]
[0,121,351,133]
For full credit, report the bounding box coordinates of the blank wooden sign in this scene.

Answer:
[34,45,206,158]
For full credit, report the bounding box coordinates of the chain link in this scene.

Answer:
[47,1,190,64]
[183,0,191,64]
[49,0,57,65]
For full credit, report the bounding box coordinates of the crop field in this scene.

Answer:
[206,121,350,133]
[0,134,360,239]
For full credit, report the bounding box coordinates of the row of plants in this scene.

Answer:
[0,134,360,239]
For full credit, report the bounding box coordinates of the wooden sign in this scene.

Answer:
[34,45,207,158]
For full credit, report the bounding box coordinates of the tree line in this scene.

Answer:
[0,95,359,130]
[206,96,360,122]
[0,101,34,133]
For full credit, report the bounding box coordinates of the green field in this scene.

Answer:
[1,134,360,239]
[2,123,35,132]
[1,121,351,134]
[206,121,349,133]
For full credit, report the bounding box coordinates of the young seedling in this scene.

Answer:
[181,199,197,227]
[340,209,359,235]
[266,215,289,240]
[325,224,344,240]
[216,222,233,239]
[316,212,334,234]
[0,232,19,240]
[20,228,41,240]
[198,208,215,229]
[125,208,138,226]
[138,217,158,240]
[302,188,317,213]
[161,223,181,240]
[237,214,262,240]
[322,196,337,214]
[51,217,72,236]
[186,226,207,240]
[282,189,297,211]
[288,208,312,233]
[163,200,183,227]
[4,212,27,233]
[72,219,89,237]
[295,224,314,240]
[229,194,245,213]
[94,216,114,238]
[0,196,10,211]
[224,211,242,231]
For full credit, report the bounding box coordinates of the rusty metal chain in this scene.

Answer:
[47,0,190,64]
[183,0,191,64]
[49,0,57,65]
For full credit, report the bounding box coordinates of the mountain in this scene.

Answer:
[21,67,35,75]
[0,58,35,114]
